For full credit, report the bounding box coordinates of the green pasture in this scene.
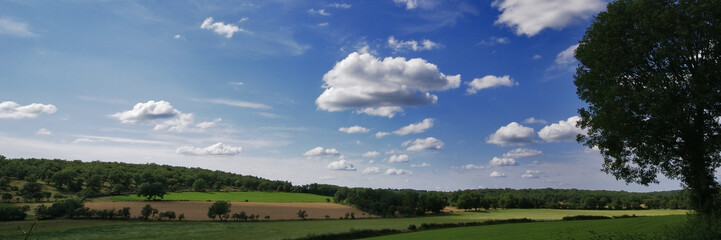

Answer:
[0,209,688,240]
[368,215,686,240]
[108,191,331,203]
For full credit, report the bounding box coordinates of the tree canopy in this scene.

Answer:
[207,201,231,221]
[574,0,721,215]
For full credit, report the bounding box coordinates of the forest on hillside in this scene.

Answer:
[0,156,689,218]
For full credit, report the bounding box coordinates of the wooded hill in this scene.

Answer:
[0,156,689,217]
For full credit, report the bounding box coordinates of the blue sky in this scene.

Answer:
[0,0,686,191]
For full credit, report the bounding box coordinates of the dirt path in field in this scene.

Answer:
[84,201,370,221]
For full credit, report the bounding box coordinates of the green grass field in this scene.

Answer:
[0,209,688,240]
[108,191,331,203]
[367,215,686,240]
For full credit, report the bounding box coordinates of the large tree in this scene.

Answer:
[574,0,721,215]
[207,201,231,221]
[136,182,166,201]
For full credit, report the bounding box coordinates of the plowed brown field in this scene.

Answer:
[84,201,370,221]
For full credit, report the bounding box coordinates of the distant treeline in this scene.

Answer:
[0,156,689,218]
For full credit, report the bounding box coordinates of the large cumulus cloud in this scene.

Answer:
[316,52,460,117]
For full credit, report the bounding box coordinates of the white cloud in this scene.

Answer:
[303,147,341,157]
[362,151,380,157]
[72,135,170,145]
[0,17,35,37]
[394,118,434,135]
[393,0,437,10]
[316,52,461,115]
[521,170,541,178]
[459,164,484,170]
[486,122,536,146]
[411,162,430,168]
[388,154,410,163]
[174,34,184,40]
[388,36,442,52]
[555,44,579,67]
[362,167,380,175]
[308,8,331,16]
[200,17,248,38]
[492,0,606,36]
[478,36,510,46]
[328,3,351,9]
[111,100,180,124]
[523,117,547,125]
[385,168,413,175]
[533,54,542,60]
[196,98,271,110]
[356,106,403,118]
[196,118,222,129]
[229,82,244,86]
[466,75,517,94]
[538,116,587,142]
[403,137,444,151]
[490,171,506,178]
[318,22,329,27]
[489,157,516,166]
[176,142,243,156]
[0,101,57,119]
[338,125,370,134]
[502,148,542,158]
[375,131,391,138]
[327,159,356,171]
[36,128,52,136]
[111,100,209,132]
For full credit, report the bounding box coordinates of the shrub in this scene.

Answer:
[0,205,27,221]
[562,215,612,221]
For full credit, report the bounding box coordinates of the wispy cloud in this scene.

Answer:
[194,98,271,110]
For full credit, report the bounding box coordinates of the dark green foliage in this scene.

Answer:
[140,204,155,220]
[207,201,231,221]
[297,209,307,220]
[158,210,176,220]
[192,178,207,192]
[662,214,721,240]
[448,188,688,210]
[0,157,293,196]
[118,207,131,220]
[574,0,721,215]
[562,215,613,221]
[0,205,27,221]
[1,192,12,202]
[136,182,166,201]
[50,170,77,190]
[43,199,84,219]
[288,229,402,240]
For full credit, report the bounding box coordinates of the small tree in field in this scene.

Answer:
[297,209,307,220]
[140,204,155,220]
[207,201,231,221]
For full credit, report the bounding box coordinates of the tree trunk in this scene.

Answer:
[684,111,720,215]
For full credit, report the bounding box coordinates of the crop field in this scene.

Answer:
[84,201,368,221]
[109,191,331,203]
[0,209,688,240]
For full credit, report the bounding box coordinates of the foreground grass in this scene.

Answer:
[109,192,331,203]
[368,215,685,240]
[0,209,687,240]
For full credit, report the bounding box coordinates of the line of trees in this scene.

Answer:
[0,156,293,200]
[0,156,692,220]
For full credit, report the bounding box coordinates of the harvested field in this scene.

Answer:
[84,201,370,221]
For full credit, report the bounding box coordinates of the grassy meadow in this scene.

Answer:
[367,215,686,240]
[0,209,689,240]
[108,191,331,203]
